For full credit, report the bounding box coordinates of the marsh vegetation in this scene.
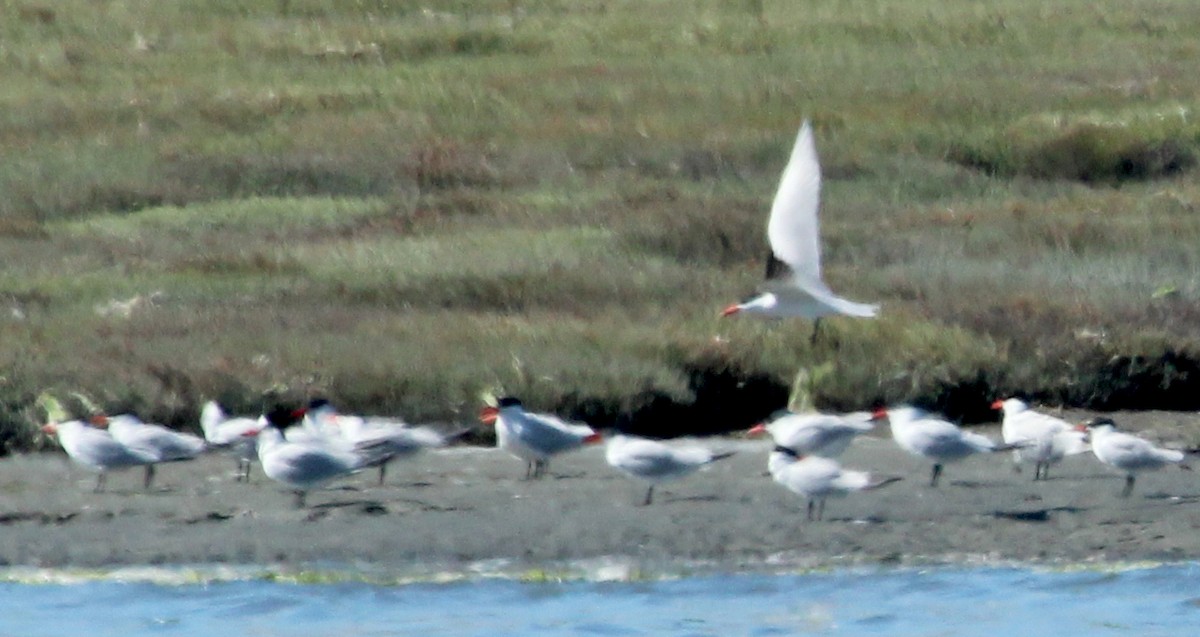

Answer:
[4,0,1200,450]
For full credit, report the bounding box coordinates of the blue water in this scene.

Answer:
[3,563,1199,636]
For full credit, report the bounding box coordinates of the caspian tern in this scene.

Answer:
[747,410,874,458]
[604,434,735,505]
[1085,417,1187,497]
[98,414,206,490]
[992,398,1089,480]
[873,406,1013,487]
[721,121,878,344]
[768,445,901,521]
[200,400,263,481]
[306,398,457,485]
[479,397,602,479]
[40,420,157,492]
[256,405,386,507]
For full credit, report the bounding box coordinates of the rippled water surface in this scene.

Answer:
[4,562,1200,636]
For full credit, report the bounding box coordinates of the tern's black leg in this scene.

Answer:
[930,463,943,487]
[237,459,252,482]
[643,485,654,506]
[1122,475,1135,498]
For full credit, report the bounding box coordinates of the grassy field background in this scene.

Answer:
[4,0,1200,451]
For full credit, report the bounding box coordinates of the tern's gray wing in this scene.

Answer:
[518,413,594,456]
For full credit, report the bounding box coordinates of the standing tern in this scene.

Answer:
[306,398,458,485]
[992,398,1089,480]
[256,405,387,507]
[604,434,735,505]
[747,410,874,458]
[1085,417,1187,497]
[873,406,1015,487]
[98,414,206,490]
[768,445,901,521]
[479,397,602,479]
[721,121,878,343]
[41,420,157,492]
[200,400,263,481]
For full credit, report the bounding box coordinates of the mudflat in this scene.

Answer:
[5,411,1200,571]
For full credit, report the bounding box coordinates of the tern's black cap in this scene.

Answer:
[265,404,305,429]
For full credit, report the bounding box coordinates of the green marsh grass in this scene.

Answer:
[4,0,1200,450]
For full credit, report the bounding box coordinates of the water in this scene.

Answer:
[3,562,1199,636]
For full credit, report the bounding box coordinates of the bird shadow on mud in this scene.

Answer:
[304,499,389,521]
[389,497,471,512]
[0,511,78,525]
[547,472,590,480]
[181,511,236,524]
[1036,473,1125,482]
[660,494,722,504]
[306,496,470,515]
[309,498,386,510]
[88,486,184,497]
[946,479,1015,488]
[991,506,1085,522]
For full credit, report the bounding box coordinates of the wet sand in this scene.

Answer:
[6,411,1200,571]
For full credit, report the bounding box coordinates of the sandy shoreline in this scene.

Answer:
[5,411,1200,572]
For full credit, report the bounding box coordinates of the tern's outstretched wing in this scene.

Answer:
[766,121,824,288]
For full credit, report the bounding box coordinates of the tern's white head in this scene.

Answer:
[1084,417,1117,436]
[480,396,523,425]
[767,445,801,476]
[721,292,778,317]
[873,406,930,426]
[991,398,1029,416]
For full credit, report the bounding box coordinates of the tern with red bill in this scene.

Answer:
[41,420,157,493]
[604,434,735,505]
[873,406,1015,487]
[1085,417,1187,497]
[991,398,1089,480]
[720,121,878,344]
[479,397,602,479]
[747,410,874,458]
[768,445,900,521]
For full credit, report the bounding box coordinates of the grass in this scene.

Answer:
[5,0,1200,450]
